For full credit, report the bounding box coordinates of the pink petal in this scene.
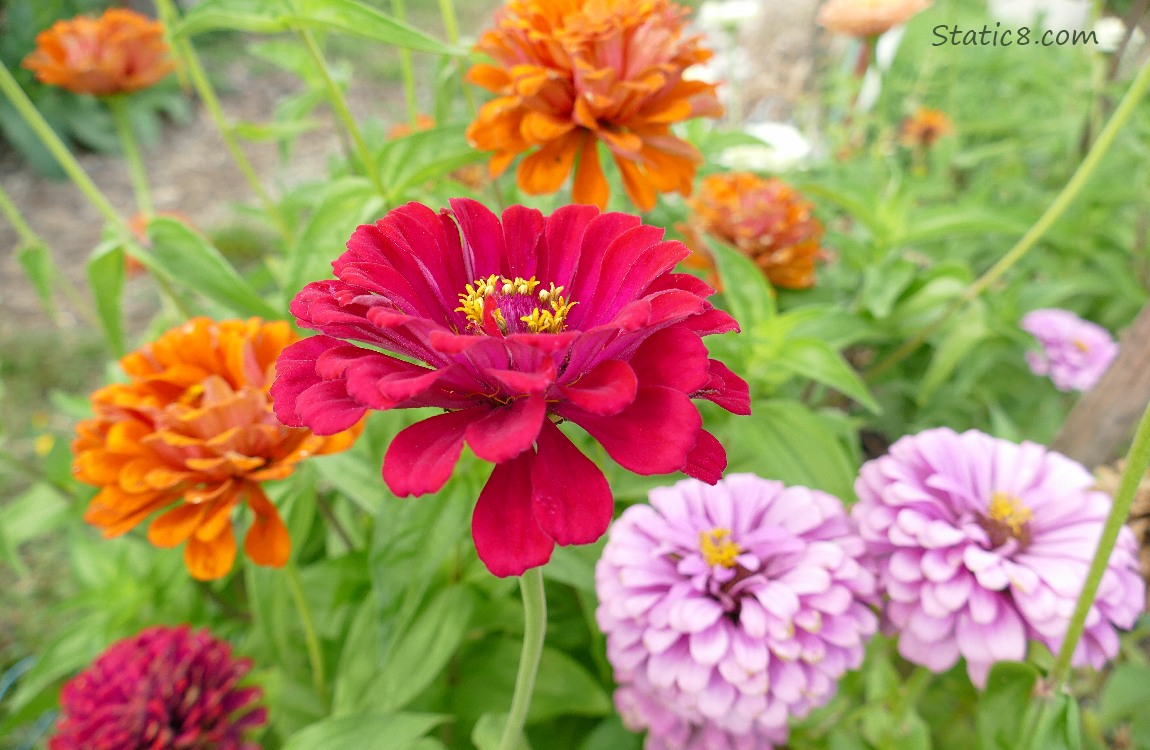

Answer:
[559,359,638,416]
[530,420,614,546]
[383,407,486,496]
[696,359,752,415]
[295,381,366,435]
[472,453,554,577]
[537,204,600,290]
[629,328,710,392]
[565,385,702,475]
[271,336,342,426]
[465,396,547,463]
[447,198,505,280]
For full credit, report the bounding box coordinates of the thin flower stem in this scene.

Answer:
[284,560,330,709]
[0,183,38,247]
[865,56,1150,381]
[391,0,420,127]
[1050,398,1150,688]
[155,0,290,240]
[0,65,124,229]
[108,95,154,217]
[499,567,546,750]
[439,0,478,118]
[293,26,384,195]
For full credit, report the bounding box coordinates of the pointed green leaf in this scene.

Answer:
[284,178,383,301]
[706,236,775,330]
[86,239,126,355]
[976,661,1040,750]
[290,0,460,56]
[16,241,57,318]
[282,712,448,750]
[777,337,881,414]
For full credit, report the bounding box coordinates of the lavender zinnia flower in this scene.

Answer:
[1021,308,1118,392]
[596,474,878,749]
[854,427,1144,686]
[49,625,266,750]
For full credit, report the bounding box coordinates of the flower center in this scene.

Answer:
[1073,339,1089,352]
[699,527,741,568]
[455,275,575,335]
[981,491,1034,548]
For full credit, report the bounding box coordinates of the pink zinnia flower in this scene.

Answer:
[272,199,750,577]
[596,475,877,748]
[49,625,266,750]
[1022,308,1118,392]
[854,427,1144,686]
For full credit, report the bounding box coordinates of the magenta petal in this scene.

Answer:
[696,360,752,416]
[449,198,505,279]
[567,385,702,475]
[271,336,342,426]
[682,429,727,485]
[487,368,554,395]
[629,328,710,393]
[472,453,555,577]
[383,407,486,496]
[559,359,638,416]
[531,420,614,546]
[295,380,366,435]
[465,395,547,463]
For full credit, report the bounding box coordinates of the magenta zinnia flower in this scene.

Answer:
[272,199,750,577]
[49,625,266,750]
[1021,308,1118,392]
[854,427,1144,686]
[596,475,877,748]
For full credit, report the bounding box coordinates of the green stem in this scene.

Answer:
[108,95,154,217]
[285,561,330,709]
[0,66,124,229]
[439,0,477,117]
[155,0,290,240]
[0,181,39,247]
[1049,399,1150,688]
[391,0,420,126]
[499,567,546,750]
[294,26,384,195]
[865,56,1150,381]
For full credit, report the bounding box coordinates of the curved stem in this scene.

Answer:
[498,567,547,750]
[391,0,420,127]
[439,0,477,117]
[108,95,154,217]
[865,56,1150,381]
[155,0,290,240]
[294,26,384,195]
[284,560,330,709]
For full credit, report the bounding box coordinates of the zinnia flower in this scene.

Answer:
[817,0,932,38]
[271,198,750,577]
[900,107,953,149]
[22,8,175,97]
[685,172,824,289]
[596,474,878,748]
[465,0,723,211]
[853,427,1144,686]
[49,625,265,750]
[1022,308,1119,392]
[73,318,361,580]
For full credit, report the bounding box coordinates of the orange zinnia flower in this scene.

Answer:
[686,173,824,290]
[900,107,953,148]
[22,8,175,97]
[73,318,361,580]
[465,0,723,211]
[817,0,932,38]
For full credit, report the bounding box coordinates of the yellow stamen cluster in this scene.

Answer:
[700,528,742,569]
[988,492,1034,537]
[455,275,575,334]
[1073,339,1090,353]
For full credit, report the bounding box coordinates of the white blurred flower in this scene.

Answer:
[719,121,814,173]
[697,0,761,30]
[1095,16,1126,52]
[987,0,1089,31]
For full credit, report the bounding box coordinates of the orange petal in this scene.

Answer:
[243,485,290,568]
[517,132,580,195]
[185,527,237,581]
[614,155,657,212]
[148,503,206,548]
[520,110,576,144]
[572,135,609,209]
[466,63,512,92]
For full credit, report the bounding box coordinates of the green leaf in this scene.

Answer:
[282,712,448,750]
[284,177,383,301]
[860,258,918,319]
[976,661,1040,750]
[145,216,281,318]
[16,241,57,318]
[290,0,460,56]
[918,302,989,404]
[707,236,775,329]
[0,482,69,552]
[776,337,881,414]
[174,0,288,35]
[726,400,859,501]
[364,586,476,713]
[578,716,641,750]
[1099,663,1150,725]
[0,625,103,731]
[376,124,487,201]
[473,713,532,750]
[86,239,126,356]
[543,541,603,593]
[894,209,1030,245]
